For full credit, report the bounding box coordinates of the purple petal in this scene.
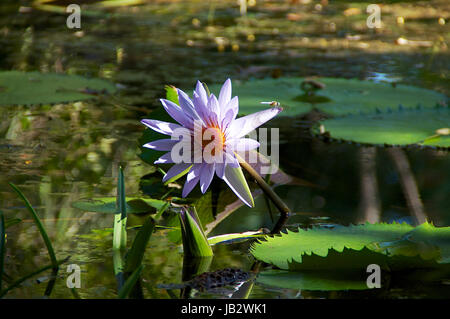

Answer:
[218,78,232,109]
[215,162,226,178]
[160,98,193,128]
[182,167,201,197]
[227,138,260,151]
[228,107,282,138]
[177,89,201,121]
[200,163,215,193]
[186,164,202,183]
[223,150,240,168]
[143,139,178,151]
[222,165,254,207]
[221,96,239,128]
[140,119,182,136]
[162,163,191,182]
[194,81,208,107]
[207,94,220,125]
[154,152,174,164]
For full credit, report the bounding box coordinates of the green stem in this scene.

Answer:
[0,211,4,291]
[234,153,291,233]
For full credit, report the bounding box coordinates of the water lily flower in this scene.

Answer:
[141,79,282,207]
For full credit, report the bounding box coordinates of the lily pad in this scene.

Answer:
[71,197,167,214]
[313,106,450,149]
[208,77,447,117]
[0,71,116,106]
[250,222,450,271]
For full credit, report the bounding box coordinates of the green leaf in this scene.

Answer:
[124,217,155,273]
[0,71,116,106]
[113,167,127,251]
[117,264,143,299]
[165,85,179,105]
[179,207,213,257]
[71,197,167,214]
[208,77,447,117]
[313,106,450,149]
[251,222,450,271]
[207,231,265,246]
[9,183,58,271]
[257,269,368,291]
[251,222,414,270]
[375,222,450,264]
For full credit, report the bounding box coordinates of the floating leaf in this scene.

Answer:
[251,222,450,271]
[208,77,447,117]
[313,106,450,149]
[0,71,116,106]
[71,197,167,214]
[207,230,265,246]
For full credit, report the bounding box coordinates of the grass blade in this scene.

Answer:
[118,264,143,299]
[0,211,5,291]
[9,183,58,271]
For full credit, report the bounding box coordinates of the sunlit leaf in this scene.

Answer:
[113,167,127,251]
[251,222,450,270]
[209,77,447,116]
[313,106,450,149]
[207,230,265,246]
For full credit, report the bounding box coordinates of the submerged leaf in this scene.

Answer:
[71,197,167,214]
[257,269,368,291]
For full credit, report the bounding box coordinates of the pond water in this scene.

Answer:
[0,0,449,299]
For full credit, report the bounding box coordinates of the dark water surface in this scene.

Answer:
[0,0,449,298]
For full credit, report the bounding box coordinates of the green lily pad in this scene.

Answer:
[71,197,167,214]
[313,106,450,149]
[208,77,447,117]
[0,71,116,106]
[250,222,450,271]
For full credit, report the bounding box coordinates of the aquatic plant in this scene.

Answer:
[140,79,282,207]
